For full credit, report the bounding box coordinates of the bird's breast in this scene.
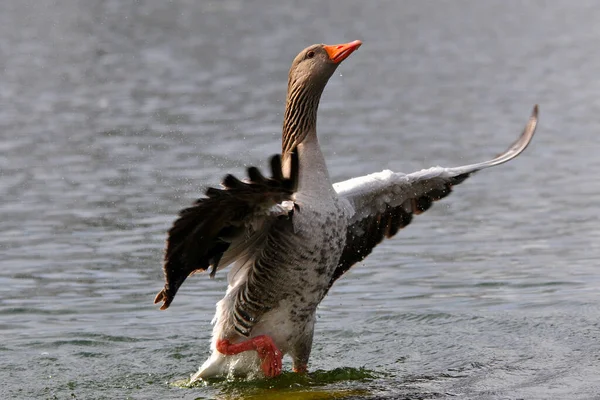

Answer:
[283,196,348,296]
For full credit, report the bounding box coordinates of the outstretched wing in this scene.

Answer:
[329,105,538,288]
[154,151,299,310]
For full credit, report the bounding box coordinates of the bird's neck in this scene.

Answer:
[281,82,323,157]
[281,81,334,194]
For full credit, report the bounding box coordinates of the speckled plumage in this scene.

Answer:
[155,41,538,381]
[192,134,352,379]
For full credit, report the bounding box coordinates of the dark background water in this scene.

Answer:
[2,1,600,399]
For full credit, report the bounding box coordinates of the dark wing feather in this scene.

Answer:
[154,150,299,310]
[329,105,538,288]
[329,173,469,288]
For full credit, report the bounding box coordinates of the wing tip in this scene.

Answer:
[517,103,539,150]
[477,103,540,169]
[528,104,539,134]
[154,289,171,310]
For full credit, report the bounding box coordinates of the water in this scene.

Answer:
[2,1,600,398]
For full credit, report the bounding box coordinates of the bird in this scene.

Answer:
[153,40,538,381]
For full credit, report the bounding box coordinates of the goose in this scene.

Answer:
[153,40,538,381]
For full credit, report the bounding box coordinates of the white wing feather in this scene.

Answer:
[334,105,538,225]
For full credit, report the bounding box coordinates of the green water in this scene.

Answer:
[174,368,376,400]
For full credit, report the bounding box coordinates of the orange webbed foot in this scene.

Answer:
[216,335,283,378]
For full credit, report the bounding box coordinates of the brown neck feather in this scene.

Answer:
[281,80,324,157]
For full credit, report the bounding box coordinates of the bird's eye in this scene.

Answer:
[306,50,315,59]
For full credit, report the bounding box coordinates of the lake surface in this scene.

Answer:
[2,1,600,399]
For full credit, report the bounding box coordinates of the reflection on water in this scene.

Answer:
[2,1,600,399]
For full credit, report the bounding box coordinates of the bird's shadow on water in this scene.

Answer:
[171,367,381,399]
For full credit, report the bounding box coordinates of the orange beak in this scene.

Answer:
[323,40,362,64]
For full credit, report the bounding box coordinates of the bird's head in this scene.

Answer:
[287,40,362,92]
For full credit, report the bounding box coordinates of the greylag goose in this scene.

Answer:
[154,40,538,380]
